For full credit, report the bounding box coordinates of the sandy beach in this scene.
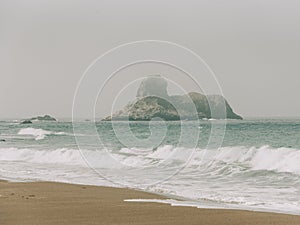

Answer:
[0,180,299,225]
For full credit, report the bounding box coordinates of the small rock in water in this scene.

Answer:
[20,120,32,124]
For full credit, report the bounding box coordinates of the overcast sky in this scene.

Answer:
[1,0,299,118]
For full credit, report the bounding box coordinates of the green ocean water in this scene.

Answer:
[0,118,299,214]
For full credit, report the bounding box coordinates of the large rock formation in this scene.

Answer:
[103,76,242,121]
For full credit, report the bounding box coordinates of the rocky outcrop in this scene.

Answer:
[106,96,180,121]
[20,120,33,124]
[206,95,243,120]
[30,115,57,121]
[103,76,242,121]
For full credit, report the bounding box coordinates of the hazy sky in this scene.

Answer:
[1,0,299,118]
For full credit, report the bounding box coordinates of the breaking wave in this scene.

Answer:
[18,128,68,140]
[0,145,299,175]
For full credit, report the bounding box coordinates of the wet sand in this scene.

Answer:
[1,180,300,225]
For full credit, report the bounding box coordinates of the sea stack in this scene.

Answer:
[136,75,168,99]
[103,75,242,121]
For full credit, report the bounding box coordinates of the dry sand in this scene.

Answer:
[0,180,300,225]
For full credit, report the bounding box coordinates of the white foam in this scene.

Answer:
[249,146,300,174]
[1,145,300,215]
[0,145,300,174]
[18,128,67,140]
[124,199,300,215]
[124,198,231,209]
[146,145,175,159]
[0,147,86,165]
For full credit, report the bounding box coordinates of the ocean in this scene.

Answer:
[0,118,299,215]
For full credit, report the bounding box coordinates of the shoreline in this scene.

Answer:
[1,180,300,225]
